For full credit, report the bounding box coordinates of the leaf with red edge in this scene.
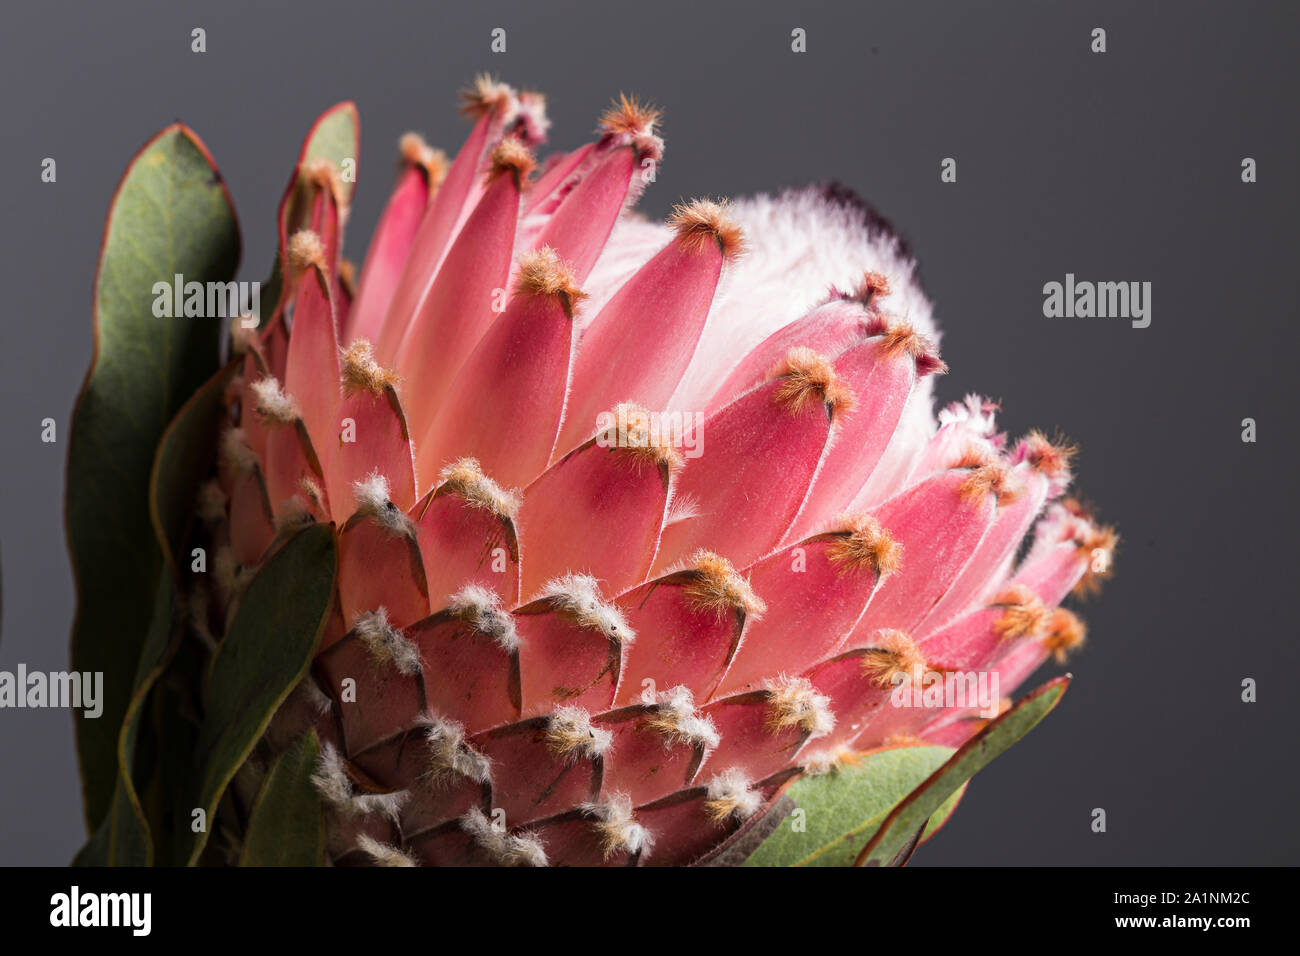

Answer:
[855,676,1071,866]
[67,124,239,829]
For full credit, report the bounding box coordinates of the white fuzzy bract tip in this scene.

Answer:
[538,574,634,644]
[250,377,300,426]
[447,584,519,652]
[312,743,408,822]
[418,714,492,786]
[763,675,836,738]
[802,744,857,776]
[544,705,613,762]
[287,229,327,274]
[460,808,548,867]
[581,794,653,860]
[938,394,1002,444]
[352,471,415,536]
[436,458,521,518]
[355,834,418,867]
[196,478,228,525]
[219,427,258,473]
[352,607,422,675]
[645,686,721,751]
[703,768,763,823]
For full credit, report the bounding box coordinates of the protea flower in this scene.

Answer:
[68,76,1115,868]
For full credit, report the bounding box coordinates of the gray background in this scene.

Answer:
[1,0,1296,865]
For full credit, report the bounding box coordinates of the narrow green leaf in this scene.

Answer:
[150,668,202,866]
[920,781,967,842]
[73,783,142,866]
[68,124,239,828]
[742,745,956,867]
[856,676,1071,866]
[186,525,337,865]
[150,360,239,576]
[73,575,179,865]
[239,731,326,866]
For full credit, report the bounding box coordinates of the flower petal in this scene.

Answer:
[614,553,759,707]
[515,576,632,715]
[390,152,528,442]
[414,248,581,488]
[327,341,417,514]
[406,594,522,735]
[379,82,517,351]
[336,493,430,629]
[848,469,999,641]
[517,419,675,601]
[472,711,607,826]
[346,139,441,345]
[554,201,738,457]
[716,521,898,696]
[650,351,848,575]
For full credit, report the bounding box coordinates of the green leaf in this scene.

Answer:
[68,124,239,828]
[856,676,1071,866]
[298,102,359,206]
[73,783,144,866]
[150,360,239,577]
[742,745,956,867]
[920,781,967,842]
[186,524,337,865]
[149,667,203,866]
[73,575,180,865]
[239,731,326,866]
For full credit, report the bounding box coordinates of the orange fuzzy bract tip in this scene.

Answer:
[488,137,537,186]
[300,158,344,208]
[951,443,995,471]
[599,93,662,136]
[340,340,400,396]
[852,271,892,305]
[1042,607,1087,662]
[436,458,521,519]
[287,230,326,273]
[878,323,947,376]
[603,403,685,473]
[668,199,745,260]
[763,677,834,736]
[1076,527,1118,597]
[459,73,515,118]
[1057,498,1118,596]
[959,459,1023,506]
[991,584,1050,640]
[826,513,903,578]
[769,347,855,419]
[860,630,927,688]
[1022,430,1075,481]
[514,247,587,318]
[399,132,449,190]
[682,551,766,620]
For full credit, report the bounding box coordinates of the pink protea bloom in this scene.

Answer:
[217,77,1115,866]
